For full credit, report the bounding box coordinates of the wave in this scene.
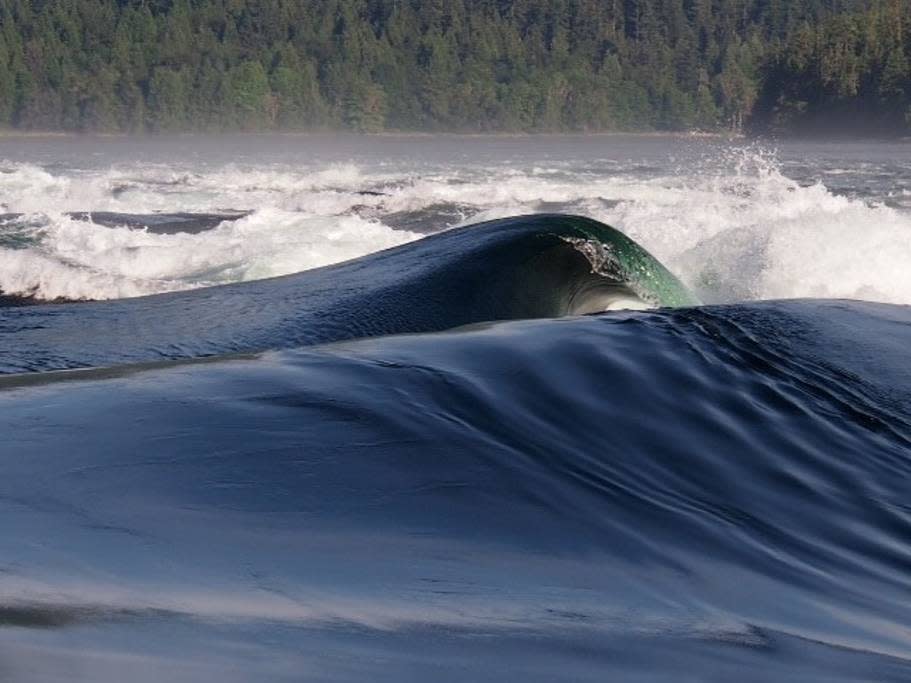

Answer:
[0,215,695,374]
[1,299,910,680]
[3,147,911,305]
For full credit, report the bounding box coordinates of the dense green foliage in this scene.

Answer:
[0,0,908,135]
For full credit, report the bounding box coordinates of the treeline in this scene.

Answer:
[753,2,911,135]
[0,0,908,136]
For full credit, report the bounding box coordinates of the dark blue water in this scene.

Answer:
[1,216,910,681]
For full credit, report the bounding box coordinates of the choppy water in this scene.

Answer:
[1,135,911,681]
[1,135,911,303]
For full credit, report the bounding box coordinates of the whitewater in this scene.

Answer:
[1,134,910,304]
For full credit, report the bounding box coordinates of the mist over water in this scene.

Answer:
[2,134,910,304]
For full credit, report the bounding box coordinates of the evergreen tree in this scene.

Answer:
[0,0,905,136]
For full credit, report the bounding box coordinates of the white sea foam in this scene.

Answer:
[1,143,910,304]
[0,209,419,301]
[601,152,911,304]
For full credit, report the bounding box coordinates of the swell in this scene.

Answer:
[0,214,695,374]
[1,300,910,679]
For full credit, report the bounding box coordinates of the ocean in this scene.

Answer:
[1,134,910,681]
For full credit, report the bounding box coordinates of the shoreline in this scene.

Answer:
[0,130,75,139]
[1,128,907,144]
[0,128,744,141]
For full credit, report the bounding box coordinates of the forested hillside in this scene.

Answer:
[0,0,909,135]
